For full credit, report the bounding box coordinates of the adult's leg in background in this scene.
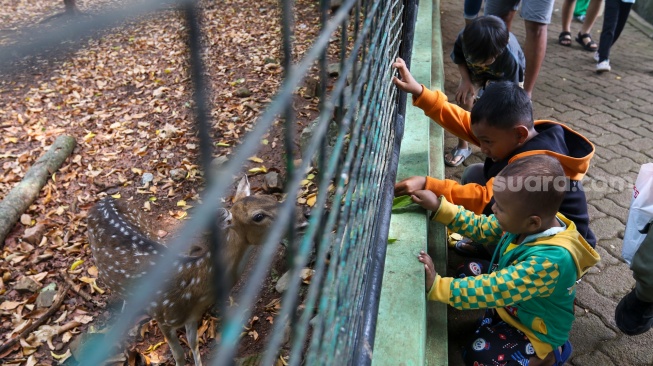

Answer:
[561,0,576,35]
[579,0,603,34]
[519,0,555,97]
[612,1,634,44]
[597,0,620,62]
[484,0,520,30]
[522,21,547,97]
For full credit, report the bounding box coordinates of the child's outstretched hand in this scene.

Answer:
[418,250,436,292]
[394,176,426,196]
[392,57,423,96]
[410,190,441,212]
[455,78,475,109]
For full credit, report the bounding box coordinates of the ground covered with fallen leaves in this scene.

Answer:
[0,0,329,364]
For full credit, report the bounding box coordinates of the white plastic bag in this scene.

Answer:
[622,163,653,265]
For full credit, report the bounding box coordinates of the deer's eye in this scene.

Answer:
[253,213,265,222]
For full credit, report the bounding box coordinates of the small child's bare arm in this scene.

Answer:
[391,57,423,97]
[394,176,426,196]
[418,250,436,292]
[411,190,441,212]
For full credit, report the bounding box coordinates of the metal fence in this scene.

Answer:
[0,0,416,364]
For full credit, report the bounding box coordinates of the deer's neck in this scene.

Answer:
[220,228,251,285]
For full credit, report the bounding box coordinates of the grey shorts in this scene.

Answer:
[484,0,555,24]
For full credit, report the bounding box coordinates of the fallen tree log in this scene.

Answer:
[0,135,76,246]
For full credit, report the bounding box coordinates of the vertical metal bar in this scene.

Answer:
[396,0,417,117]
[184,1,212,179]
[351,0,415,363]
[281,0,297,274]
[182,0,230,322]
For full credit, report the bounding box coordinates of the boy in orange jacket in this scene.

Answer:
[392,57,596,255]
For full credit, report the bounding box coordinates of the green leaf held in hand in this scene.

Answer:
[392,195,415,210]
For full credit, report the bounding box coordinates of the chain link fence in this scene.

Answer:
[1,0,416,364]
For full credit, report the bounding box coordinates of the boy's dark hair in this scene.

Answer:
[495,155,567,218]
[462,15,509,64]
[470,81,533,129]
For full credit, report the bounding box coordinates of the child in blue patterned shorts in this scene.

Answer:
[412,155,600,366]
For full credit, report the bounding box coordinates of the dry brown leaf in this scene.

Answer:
[0,301,23,311]
[87,266,99,277]
[248,330,259,341]
[25,355,38,366]
[20,214,31,225]
[306,193,317,207]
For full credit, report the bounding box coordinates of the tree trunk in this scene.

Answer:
[0,135,76,246]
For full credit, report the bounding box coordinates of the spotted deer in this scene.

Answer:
[87,178,298,366]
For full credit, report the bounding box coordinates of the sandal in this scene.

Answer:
[444,147,472,167]
[558,31,572,47]
[452,238,494,260]
[554,340,573,365]
[575,32,598,52]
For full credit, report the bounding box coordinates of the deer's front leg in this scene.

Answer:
[185,321,202,366]
[158,322,186,366]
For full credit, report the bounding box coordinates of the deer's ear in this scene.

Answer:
[233,175,251,202]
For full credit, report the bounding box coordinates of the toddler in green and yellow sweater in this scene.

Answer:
[413,155,600,366]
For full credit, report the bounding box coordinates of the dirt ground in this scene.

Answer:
[0,0,333,364]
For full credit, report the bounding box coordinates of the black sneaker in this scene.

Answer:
[615,289,653,335]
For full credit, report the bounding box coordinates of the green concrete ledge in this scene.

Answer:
[372,0,447,364]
